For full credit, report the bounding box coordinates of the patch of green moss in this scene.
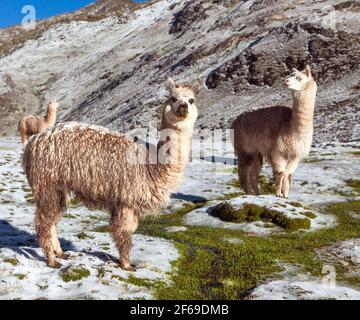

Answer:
[111,274,162,289]
[77,232,94,240]
[288,201,303,208]
[226,175,275,195]
[350,151,360,157]
[219,192,243,200]
[303,158,322,163]
[302,211,317,219]
[97,267,106,278]
[63,213,77,219]
[346,179,360,194]
[261,209,311,232]
[15,274,27,280]
[258,175,275,194]
[212,202,266,223]
[128,275,158,289]
[70,198,82,207]
[25,193,34,204]
[92,225,110,233]
[61,267,90,282]
[4,258,19,266]
[212,202,239,222]
[135,201,360,299]
[227,179,240,188]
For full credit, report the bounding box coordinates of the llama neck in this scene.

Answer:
[45,106,57,126]
[149,116,193,190]
[291,82,317,134]
[157,119,193,169]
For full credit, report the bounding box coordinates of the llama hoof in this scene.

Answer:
[48,260,62,269]
[120,262,136,272]
[59,253,70,260]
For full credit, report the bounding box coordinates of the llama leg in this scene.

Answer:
[111,207,139,271]
[282,158,300,198]
[51,225,69,260]
[249,154,263,195]
[35,206,61,268]
[272,156,287,198]
[35,188,67,267]
[238,152,253,194]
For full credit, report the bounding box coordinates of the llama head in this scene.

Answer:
[285,65,315,92]
[48,100,59,112]
[164,78,199,130]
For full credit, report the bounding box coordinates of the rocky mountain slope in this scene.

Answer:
[0,0,359,141]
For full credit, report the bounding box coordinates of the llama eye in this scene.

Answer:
[189,98,195,105]
[171,97,177,103]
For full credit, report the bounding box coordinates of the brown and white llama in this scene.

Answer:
[22,78,198,270]
[18,101,58,145]
[231,65,317,198]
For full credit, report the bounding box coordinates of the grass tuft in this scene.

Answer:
[61,266,90,282]
[346,179,360,194]
[4,258,20,266]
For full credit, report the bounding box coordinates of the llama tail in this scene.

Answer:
[22,139,32,179]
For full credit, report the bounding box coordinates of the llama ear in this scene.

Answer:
[166,78,177,93]
[292,68,299,74]
[304,65,312,78]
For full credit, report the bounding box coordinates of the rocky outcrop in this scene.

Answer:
[206,23,360,89]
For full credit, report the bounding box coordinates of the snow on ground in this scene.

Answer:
[247,279,360,300]
[0,136,359,299]
[246,264,360,300]
[318,238,360,275]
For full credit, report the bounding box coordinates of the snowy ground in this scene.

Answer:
[0,137,359,299]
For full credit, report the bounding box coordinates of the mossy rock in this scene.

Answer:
[212,202,310,232]
[242,204,266,221]
[61,266,90,282]
[212,202,242,222]
[261,209,311,232]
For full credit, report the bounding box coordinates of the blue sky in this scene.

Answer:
[0,0,146,29]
